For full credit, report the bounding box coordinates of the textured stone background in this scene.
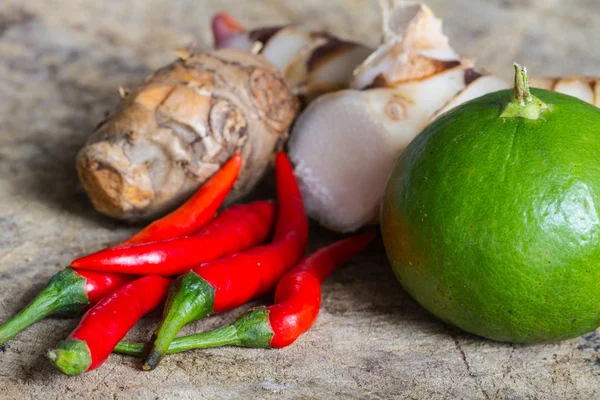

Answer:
[1,0,599,399]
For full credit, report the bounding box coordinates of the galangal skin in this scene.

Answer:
[77,48,297,222]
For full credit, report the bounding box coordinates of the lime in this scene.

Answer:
[381,64,600,343]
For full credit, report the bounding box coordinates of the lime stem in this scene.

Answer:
[512,62,532,105]
[500,62,549,120]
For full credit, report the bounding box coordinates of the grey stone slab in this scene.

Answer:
[0,0,599,398]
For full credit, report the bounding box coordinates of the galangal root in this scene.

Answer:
[77,49,297,221]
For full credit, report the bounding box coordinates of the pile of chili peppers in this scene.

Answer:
[0,152,374,376]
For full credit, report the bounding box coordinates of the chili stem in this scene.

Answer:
[47,339,92,376]
[116,308,272,357]
[0,269,88,345]
[116,325,240,358]
[143,271,215,370]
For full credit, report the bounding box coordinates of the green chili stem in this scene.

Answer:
[47,339,92,376]
[115,308,273,358]
[0,268,88,345]
[115,325,240,357]
[143,271,215,370]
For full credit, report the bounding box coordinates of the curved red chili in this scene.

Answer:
[71,201,275,275]
[142,152,308,370]
[118,154,242,247]
[0,269,135,346]
[202,152,309,312]
[268,231,374,347]
[114,232,374,357]
[47,275,171,376]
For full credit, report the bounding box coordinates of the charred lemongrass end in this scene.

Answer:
[0,268,89,345]
[142,271,215,370]
[501,63,549,120]
[47,339,92,376]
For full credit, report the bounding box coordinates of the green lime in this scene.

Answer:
[381,64,600,343]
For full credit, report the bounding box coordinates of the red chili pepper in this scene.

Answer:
[142,152,308,370]
[47,275,171,376]
[81,270,136,304]
[118,154,242,247]
[0,158,241,346]
[268,232,374,347]
[70,201,275,275]
[0,269,135,346]
[114,232,374,358]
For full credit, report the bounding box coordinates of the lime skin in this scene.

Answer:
[381,88,600,343]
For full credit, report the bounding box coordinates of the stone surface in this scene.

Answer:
[0,0,599,399]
